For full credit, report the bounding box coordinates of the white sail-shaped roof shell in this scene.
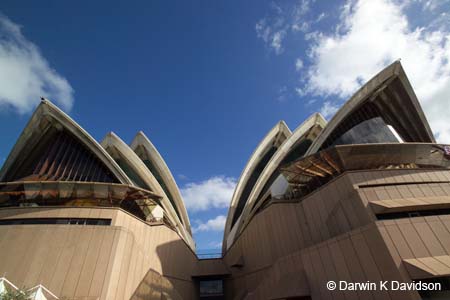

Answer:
[0,99,131,184]
[101,132,195,249]
[305,61,435,156]
[130,131,191,234]
[225,113,326,249]
[223,121,291,250]
[226,61,436,249]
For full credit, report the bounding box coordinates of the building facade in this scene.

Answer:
[0,61,449,299]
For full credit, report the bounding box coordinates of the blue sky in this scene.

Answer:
[0,0,449,251]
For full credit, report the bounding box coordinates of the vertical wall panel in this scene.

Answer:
[60,227,95,298]
[74,227,106,298]
[88,227,116,298]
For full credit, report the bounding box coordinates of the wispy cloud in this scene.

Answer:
[299,0,450,142]
[319,101,339,119]
[193,215,226,233]
[295,58,304,71]
[292,0,312,32]
[0,14,73,113]
[180,176,236,212]
[178,174,188,180]
[256,18,287,55]
[256,1,313,55]
[256,0,322,55]
[257,1,450,142]
[208,240,223,249]
[420,0,450,12]
[277,86,288,102]
[316,12,327,22]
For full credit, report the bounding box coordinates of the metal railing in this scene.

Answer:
[196,249,222,259]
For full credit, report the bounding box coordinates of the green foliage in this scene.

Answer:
[0,288,31,300]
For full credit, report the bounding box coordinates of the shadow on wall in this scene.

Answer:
[130,237,199,300]
[129,267,183,300]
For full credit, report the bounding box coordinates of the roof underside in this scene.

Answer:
[306,61,435,155]
[282,143,450,187]
[0,100,131,185]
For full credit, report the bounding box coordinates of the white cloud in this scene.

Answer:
[256,1,312,54]
[277,86,288,102]
[178,174,188,180]
[300,0,450,142]
[0,14,73,113]
[291,22,310,33]
[316,12,327,22]
[292,0,312,32]
[421,0,450,12]
[296,0,311,16]
[181,176,236,212]
[193,215,226,233]
[271,31,286,54]
[295,87,305,97]
[295,58,304,71]
[208,241,223,249]
[320,101,339,119]
[256,18,287,55]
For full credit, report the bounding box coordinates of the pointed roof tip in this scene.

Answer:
[40,97,56,107]
[38,97,63,113]
[101,131,119,146]
[39,97,52,107]
[276,120,291,133]
[393,59,406,75]
[314,112,327,122]
[277,120,287,126]
[135,130,147,139]
[131,130,150,146]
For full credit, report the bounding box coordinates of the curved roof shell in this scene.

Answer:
[223,113,326,247]
[225,61,436,249]
[223,121,291,249]
[306,61,435,155]
[0,99,131,184]
[130,131,191,233]
[101,132,195,249]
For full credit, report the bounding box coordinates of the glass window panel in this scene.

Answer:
[331,117,400,146]
[199,280,223,296]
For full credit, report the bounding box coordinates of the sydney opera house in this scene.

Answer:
[0,60,450,300]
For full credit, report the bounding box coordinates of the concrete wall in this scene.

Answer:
[222,169,450,300]
[2,169,450,299]
[0,207,198,300]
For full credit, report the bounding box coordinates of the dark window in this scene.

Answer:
[320,102,404,151]
[0,218,111,226]
[376,209,450,220]
[330,117,400,146]
[200,280,223,297]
